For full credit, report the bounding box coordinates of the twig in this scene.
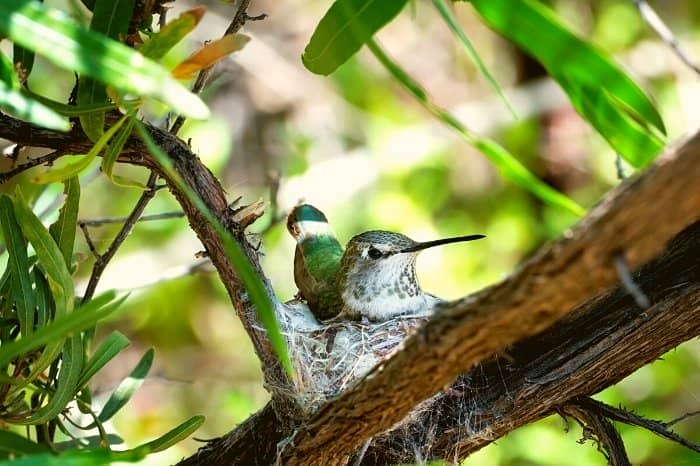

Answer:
[259,170,286,234]
[81,171,160,302]
[169,0,263,135]
[573,397,700,454]
[614,253,651,309]
[666,409,700,427]
[0,151,65,184]
[633,0,700,76]
[564,400,631,466]
[79,210,183,227]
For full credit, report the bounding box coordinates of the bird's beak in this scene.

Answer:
[400,234,485,253]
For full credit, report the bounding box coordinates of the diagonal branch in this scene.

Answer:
[2,117,700,465]
[278,134,700,465]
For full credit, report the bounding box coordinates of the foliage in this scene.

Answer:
[0,0,697,465]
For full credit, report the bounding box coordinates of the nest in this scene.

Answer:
[272,301,492,463]
[276,300,429,415]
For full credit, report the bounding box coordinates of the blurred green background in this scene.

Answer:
[7,0,700,464]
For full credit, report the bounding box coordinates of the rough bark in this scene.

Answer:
[277,133,700,465]
[2,117,699,465]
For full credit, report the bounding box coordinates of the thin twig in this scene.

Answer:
[259,170,287,234]
[79,210,184,227]
[614,253,651,309]
[633,0,700,76]
[666,409,700,427]
[574,397,700,454]
[0,151,65,184]
[169,0,263,135]
[81,171,160,302]
[564,400,631,466]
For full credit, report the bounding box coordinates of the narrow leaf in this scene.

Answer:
[302,0,409,75]
[33,114,127,184]
[172,33,250,79]
[367,39,585,216]
[467,0,665,136]
[0,430,50,455]
[101,116,137,186]
[562,78,664,168]
[0,81,70,131]
[77,331,130,389]
[49,177,80,267]
[0,195,35,337]
[96,348,153,423]
[432,0,515,117]
[13,189,74,315]
[137,415,205,453]
[22,89,118,116]
[0,292,122,369]
[474,137,585,215]
[135,122,293,374]
[18,335,84,425]
[0,52,19,88]
[140,7,206,60]
[0,447,147,466]
[0,0,209,119]
[78,0,135,142]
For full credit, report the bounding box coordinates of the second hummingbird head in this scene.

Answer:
[287,204,335,244]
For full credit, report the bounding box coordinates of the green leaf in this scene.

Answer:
[137,415,205,453]
[0,0,209,119]
[95,348,153,424]
[0,195,35,337]
[432,0,515,118]
[13,189,74,316]
[0,291,120,369]
[78,0,135,141]
[0,447,147,466]
[32,267,50,329]
[33,114,127,184]
[0,52,19,88]
[474,137,585,215]
[77,330,130,389]
[0,430,50,455]
[49,177,80,267]
[135,122,294,374]
[23,89,118,116]
[367,39,585,216]
[466,0,665,157]
[18,335,84,425]
[102,116,141,187]
[139,7,206,60]
[0,81,70,131]
[561,77,664,167]
[302,0,409,75]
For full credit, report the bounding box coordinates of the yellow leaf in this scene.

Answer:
[171,33,250,79]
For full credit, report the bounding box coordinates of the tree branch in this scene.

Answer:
[274,132,700,465]
[2,118,699,466]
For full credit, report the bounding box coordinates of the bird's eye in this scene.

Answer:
[367,247,383,259]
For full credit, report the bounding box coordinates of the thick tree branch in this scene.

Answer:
[3,115,699,465]
[0,112,294,417]
[178,218,700,466]
[274,133,700,465]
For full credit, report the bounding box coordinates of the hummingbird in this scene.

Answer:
[287,204,485,322]
[332,230,485,321]
[286,204,344,321]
